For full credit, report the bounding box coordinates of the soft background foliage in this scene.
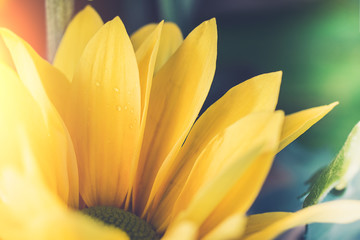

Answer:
[70,0,360,151]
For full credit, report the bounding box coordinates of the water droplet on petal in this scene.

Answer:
[124,105,128,111]
[129,124,134,129]
[116,105,122,111]
[114,88,119,93]
[95,82,100,87]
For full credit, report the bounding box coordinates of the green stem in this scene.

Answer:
[45,0,74,62]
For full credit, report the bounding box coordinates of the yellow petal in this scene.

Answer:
[131,22,183,73]
[172,145,263,229]
[0,35,14,68]
[199,112,284,235]
[135,21,163,118]
[150,112,283,231]
[0,28,71,119]
[131,24,156,50]
[0,170,128,240]
[243,212,291,238]
[165,112,283,236]
[162,220,198,240]
[53,5,103,81]
[243,200,360,240]
[145,71,282,216]
[153,22,183,72]
[125,22,163,209]
[0,54,78,206]
[202,213,246,240]
[133,18,217,214]
[278,102,338,151]
[67,17,141,207]
[174,112,283,219]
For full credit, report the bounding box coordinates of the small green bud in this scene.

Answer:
[303,121,360,207]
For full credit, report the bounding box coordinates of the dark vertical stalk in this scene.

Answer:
[45,0,74,62]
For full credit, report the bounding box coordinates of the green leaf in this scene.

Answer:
[45,0,74,62]
[303,122,360,207]
[305,167,360,239]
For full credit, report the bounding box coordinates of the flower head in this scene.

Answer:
[0,5,358,240]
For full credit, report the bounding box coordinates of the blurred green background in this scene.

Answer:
[77,0,360,152]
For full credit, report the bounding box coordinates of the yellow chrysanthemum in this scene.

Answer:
[1,5,360,240]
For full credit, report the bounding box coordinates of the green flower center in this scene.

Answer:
[81,206,159,240]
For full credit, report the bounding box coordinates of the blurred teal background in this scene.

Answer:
[77,0,360,152]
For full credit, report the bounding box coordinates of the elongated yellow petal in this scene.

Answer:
[145,71,282,215]
[135,21,163,118]
[199,112,284,235]
[173,113,282,219]
[53,5,103,81]
[243,200,360,240]
[0,36,14,68]
[133,18,217,214]
[131,24,156,50]
[0,63,78,207]
[172,145,263,227]
[161,220,198,240]
[243,212,292,238]
[153,22,183,72]
[202,213,246,240]
[0,28,71,119]
[126,22,162,208]
[0,170,128,240]
[67,17,141,207]
[279,102,338,151]
[131,22,183,73]
[151,112,283,231]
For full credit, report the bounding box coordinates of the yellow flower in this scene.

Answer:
[0,5,359,240]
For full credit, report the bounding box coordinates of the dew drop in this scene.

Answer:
[129,124,134,129]
[124,105,128,111]
[95,82,100,87]
[116,105,122,111]
[114,87,119,93]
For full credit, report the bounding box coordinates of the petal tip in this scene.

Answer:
[111,16,123,26]
[324,101,339,113]
[275,70,283,77]
[209,17,217,24]
[106,16,126,32]
[275,109,285,118]
[157,20,165,31]
[83,5,96,12]
[208,18,217,29]
[200,18,217,32]
[330,101,339,108]
[79,5,101,21]
[270,70,283,79]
